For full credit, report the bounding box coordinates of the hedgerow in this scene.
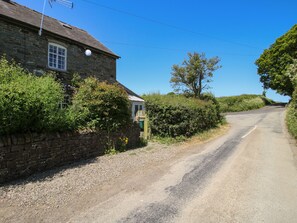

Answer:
[217,94,274,112]
[143,94,222,137]
[287,87,297,139]
[0,57,69,135]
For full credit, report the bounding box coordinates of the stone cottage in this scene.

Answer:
[0,0,144,118]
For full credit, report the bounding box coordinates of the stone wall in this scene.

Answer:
[0,126,140,183]
[0,20,117,84]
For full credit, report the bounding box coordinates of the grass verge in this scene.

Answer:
[150,122,229,146]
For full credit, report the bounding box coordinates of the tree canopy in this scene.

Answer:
[170,52,221,99]
[255,24,297,97]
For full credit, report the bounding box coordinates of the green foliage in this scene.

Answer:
[0,57,68,135]
[201,92,222,120]
[217,94,274,113]
[0,57,136,154]
[255,25,297,96]
[0,57,133,137]
[71,72,83,88]
[287,100,297,139]
[138,137,148,147]
[69,77,131,131]
[285,59,297,87]
[286,62,297,138]
[144,94,222,137]
[105,146,119,155]
[170,52,221,99]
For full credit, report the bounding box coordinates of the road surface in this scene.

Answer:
[68,105,297,223]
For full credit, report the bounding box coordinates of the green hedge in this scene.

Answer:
[217,94,274,112]
[0,58,132,136]
[0,58,68,135]
[144,94,222,137]
[287,88,297,139]
[69,77,131,131]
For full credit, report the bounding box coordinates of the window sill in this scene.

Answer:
[48,67,67,72]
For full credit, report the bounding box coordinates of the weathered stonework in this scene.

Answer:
[0,19,117,84]
[0,125,141,183]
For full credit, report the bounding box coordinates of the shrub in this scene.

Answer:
[0,57,68,135]
[144,94,222,137]
[201,92,222,120]
[69,77,131,131]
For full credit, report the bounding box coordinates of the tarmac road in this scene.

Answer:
[70,105,297,223]
[177,105,297,223]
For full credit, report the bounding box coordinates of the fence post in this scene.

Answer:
[143,115,150,140]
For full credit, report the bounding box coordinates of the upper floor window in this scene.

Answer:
[48,43,67,71]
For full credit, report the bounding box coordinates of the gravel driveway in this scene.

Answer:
[0,144,191,221]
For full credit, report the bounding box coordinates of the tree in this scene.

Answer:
[285,59,297,101]
[170,52,221,99]
[255,24,297,97]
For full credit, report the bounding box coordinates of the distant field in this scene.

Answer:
[217,94,275,113]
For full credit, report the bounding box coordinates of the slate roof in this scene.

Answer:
[117,82,144,102]
[0,0,119,58]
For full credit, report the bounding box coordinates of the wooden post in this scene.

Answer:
[143,114,150,140]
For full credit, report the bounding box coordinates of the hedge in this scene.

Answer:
[69,77,131,132]
[144,94,222,137]
[0,58,133,137]
[0,58,68,135]
[287,88,297,139]
[217,94,274,112]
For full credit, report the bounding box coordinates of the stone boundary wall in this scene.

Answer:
[0,126,140,183]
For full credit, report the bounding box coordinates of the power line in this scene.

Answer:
[102,41,186,51]
[78,0,261,50]
[102,40,258,57]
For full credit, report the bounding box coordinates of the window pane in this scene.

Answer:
[51,45,57,53]
[49,45,53,53]
[53,54,57,67]
[58,48,65,56]
[58,56,65,69]
[49,53,54,67]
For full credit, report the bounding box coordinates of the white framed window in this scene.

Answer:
[48,43,67,71]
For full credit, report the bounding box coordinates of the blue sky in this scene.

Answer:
[14,0,297,102]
